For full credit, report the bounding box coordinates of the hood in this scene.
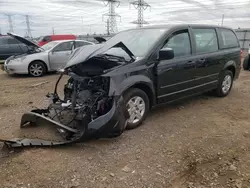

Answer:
[7,32,41,49]
[65,41,135,69]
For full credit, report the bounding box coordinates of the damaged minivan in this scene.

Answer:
[1,24,241,148]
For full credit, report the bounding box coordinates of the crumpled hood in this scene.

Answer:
[65,41,135,69]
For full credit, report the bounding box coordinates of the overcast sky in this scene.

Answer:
[0,0,250,37]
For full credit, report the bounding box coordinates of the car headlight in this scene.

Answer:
[10,56,26,63]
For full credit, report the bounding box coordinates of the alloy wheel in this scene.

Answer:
[126,96,146,124]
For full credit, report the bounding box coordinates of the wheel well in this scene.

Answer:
[29,60,48,72]
[226,66,235,78]
[127,83,154,108]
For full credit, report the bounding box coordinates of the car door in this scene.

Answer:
[157,29,198,103]
[190,27,223,87]
[49,41,74,70]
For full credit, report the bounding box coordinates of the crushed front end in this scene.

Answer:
[1,70,128,148]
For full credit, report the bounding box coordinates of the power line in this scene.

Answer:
[102,0,121,34]
[130,0,151,28]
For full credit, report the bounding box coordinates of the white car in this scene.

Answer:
[3,33,94,77]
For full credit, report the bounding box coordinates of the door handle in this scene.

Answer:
[196,59,207,67]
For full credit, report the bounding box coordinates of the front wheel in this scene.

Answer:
[28,61,46,77]
[215,70,233,97]
[123,88,149,130]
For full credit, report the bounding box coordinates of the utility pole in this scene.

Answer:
[25,15,32,39]
[5,14,14,33]
[102,0,121,34]
[106,19,110,35]
[130,0,151,28]
[221,14,224,26]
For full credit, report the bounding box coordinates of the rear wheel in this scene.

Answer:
[243,55,249,70]
[29,61,46,77]
[215,70,233,97]
[123,88,149,130]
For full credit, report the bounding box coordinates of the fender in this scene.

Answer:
[109,74,156,106]
[223,60,236,70]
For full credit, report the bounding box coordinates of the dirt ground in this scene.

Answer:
[1,68,250,188]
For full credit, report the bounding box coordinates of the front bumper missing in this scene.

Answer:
[0,97,128,148]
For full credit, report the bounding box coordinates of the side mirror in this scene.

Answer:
[159,48,174,60]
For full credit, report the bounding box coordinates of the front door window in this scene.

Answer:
[162,31,191,58]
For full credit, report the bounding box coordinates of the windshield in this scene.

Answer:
[104,28,167,57]
[42,41,60,50]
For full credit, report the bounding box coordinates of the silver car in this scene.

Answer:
[3,33,94,77]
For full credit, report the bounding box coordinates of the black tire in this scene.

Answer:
[28,61,46,77]
[123,88,150,130]
[215,70,233,97]
[243,55,249,70]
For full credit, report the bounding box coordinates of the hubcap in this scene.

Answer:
[30,64,43,76]
[222,75,232,94]
[126,96,145,124]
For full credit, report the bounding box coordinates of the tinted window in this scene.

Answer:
[8,38,20,44]
[42,36,51,42]
[163,30,191,57]
[220,29,239,48]
[0,37,9,45]
[53,41,73,52]
[193,28,218,54]
[75,41,91,48]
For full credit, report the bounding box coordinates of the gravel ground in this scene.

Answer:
[1,68,250,188]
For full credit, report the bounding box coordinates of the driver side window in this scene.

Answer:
[162,30,191,58]
[53,42,73,52]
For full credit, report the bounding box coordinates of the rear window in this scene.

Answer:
[219,29,239,48]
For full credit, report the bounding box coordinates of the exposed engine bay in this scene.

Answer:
[0,70,128,148]
[0,41,134,148]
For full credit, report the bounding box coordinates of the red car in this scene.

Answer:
[38,34,76,46]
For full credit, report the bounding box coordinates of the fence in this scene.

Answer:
[235,29,250,52]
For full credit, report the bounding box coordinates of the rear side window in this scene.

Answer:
[219,29,239,48]
[8,38,20,44]
[193,28,218,54]
[75,41,91,48]
[0,37,9,45]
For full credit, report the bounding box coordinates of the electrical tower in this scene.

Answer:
[5,14,14,33]
[130,0,151,28]
[25,15,32,38]
[102,0,121,34]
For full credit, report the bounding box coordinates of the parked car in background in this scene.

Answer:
[3,33,94,77]
[38,34,76,46]
[243,45,250,70]
[0,35,29,61]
